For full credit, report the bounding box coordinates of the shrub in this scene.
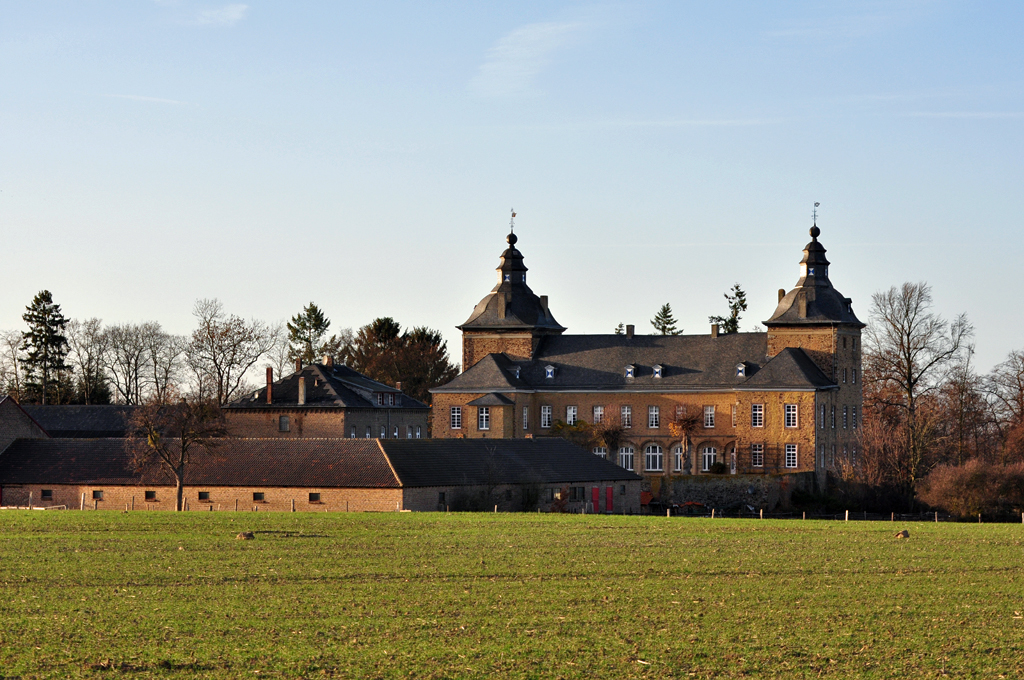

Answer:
[916,460,1024,518]
[709,462,728,475]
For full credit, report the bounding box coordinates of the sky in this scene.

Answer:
[1,1,1022,373]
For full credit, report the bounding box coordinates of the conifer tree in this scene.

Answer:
[614,323,625,335]
[21,290,70,404]
[708,284,748,334]
[651,304,681,335]
[287,302,331,365]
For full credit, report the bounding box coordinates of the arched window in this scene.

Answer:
[701,446,717,472]
[645,444,663,472]
[619,446,635,471]
[673,444,684,472]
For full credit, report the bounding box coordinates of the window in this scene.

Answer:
[350,425,357,439]
[620,484,626,496]
[751,443,764,468]
[388,393,396,406]
[569,487,585,502]
[450,406,462,430]
[416,426,422,439]
[701,446,717,471]
[785,444,798,468]
[645,444,663,472]
[831,406,836,429]
[593,446,608,458]
[852,406,858,429]
[253,492,265,502]
[376,393,384,406]
[541,405,552,428]
[852,446,858,464]
[619,446,635,471]
[843,405,848,429]
[438,492,446,505]
[198,491,210,501]
[92,490,103,500]
[674,445,684,472]
[393,426,399,439]
[648,406,660,429]
[736,363,747,378]
[820,444,826,467]
[407,425,413,439]
[278,415,290,432]
[731,404,737,427]
[41,489,53,501]
[380,425,387,439]
[784,404,798,428]
[478,407,490,430]
[522,406,529,430]
[566,406,577,425]
[653,364,663,378]
[831,445,836,466]
[621,405,632,428]
[545,365,556,379]
[624,365,635,378]
[593,405,604,424]
[703,405,715,428]
[730,447,737,474]
[365,426,372,438]
[513,366,521,379]
[852,368,858,384]
[751,404,764,428]
[820,405,825,428]
[309,493,321,503]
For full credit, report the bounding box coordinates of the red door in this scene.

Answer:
[592,487,600,513]
[606,486,614,513]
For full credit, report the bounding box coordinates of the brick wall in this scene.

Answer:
[462,333,534,370]
[224,408,428,440]
[402,479,642,514]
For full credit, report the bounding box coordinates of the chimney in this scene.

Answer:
[298,377,306,405]
[540,295,549,315]
[778,288,786,303]
[395,381,402,391]
[711,323,719,338]
[294,359,302,373]
[497,293,506,319]
[626,324,634,339]
[322,355,333,367]
[265,367,273,404]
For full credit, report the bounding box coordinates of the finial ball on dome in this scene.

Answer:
[809,225,820,239]
[507,231,518,246]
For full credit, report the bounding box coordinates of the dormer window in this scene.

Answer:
[504,273,511,282]
[652,364,663,379]
[545,365,556,379]
[625,365,635,379]
[736,363,746,378]
[513,366,521,379]
[376,393,383,406]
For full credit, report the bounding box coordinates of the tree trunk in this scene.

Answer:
[175,472,185,512]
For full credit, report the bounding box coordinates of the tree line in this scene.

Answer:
[1,293,457,407]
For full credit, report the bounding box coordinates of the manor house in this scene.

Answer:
[430,222,864,498]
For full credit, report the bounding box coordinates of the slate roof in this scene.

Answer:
[0,438,638,488]
[467,393,516,406]
[433,332,833,393]
[225,363,428,410]
[21,405,138,438]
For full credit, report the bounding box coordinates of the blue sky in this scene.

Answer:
[1,1,1022,371]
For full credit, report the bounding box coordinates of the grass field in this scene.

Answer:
[1,511,1022,679]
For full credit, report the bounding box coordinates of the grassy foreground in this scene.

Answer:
[0,512,1022,679]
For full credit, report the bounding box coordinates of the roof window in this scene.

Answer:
[736,363,747,378]
[625,365,635,379]
[545,365,556,379]
[652,364,663,379]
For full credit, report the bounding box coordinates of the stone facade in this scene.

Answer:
[223,407,427,440]
[462,333,535,372]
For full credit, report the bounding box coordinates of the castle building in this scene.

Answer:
[430,222,864,497]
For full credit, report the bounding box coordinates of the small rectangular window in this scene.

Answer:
[388,393,395,406]
[785,444,798,468]
[350,425,356,438]
[820,404,825,428]
[438,492,446,505]
[407,425,413,439]
[648,405,660,429]
[731,404,737,427]
[145,490,157,501]
[376,393,384,406]
[620,484,626,495]
[393,425,399,439]
[522,406,529,430]
[380,425,387,439]
[593,405,604,423]
[566,405,577,425]
[309,492,321,503]
[198,491,210,501]
[278,415,290,432]
[852,406,858,429]
[365,426,372,438]
[784,404,798,428]
[751,404,764,428]
[621,405,632,428]
[592,446,608,457]
[92,490,103,500]
[831,406,836,429]
[852,369,857,384]
[843,405,848,429]
[41,489,53,500]
[253,492,265,502]
[478,406,490,430]
[450,406,462,430]
[843,368,847,383]
[541,405,552,428]
[416,426,422,439]
[703,405,715,428]
[751,444,764,468]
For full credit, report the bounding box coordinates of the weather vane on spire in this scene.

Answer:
[509,208,516,233]
[812,202,820,226]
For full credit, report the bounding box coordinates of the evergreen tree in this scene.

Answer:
[708,283,748,334]
[286,302,352,366]
[614,323,625,335]
[650,304,681,335]
[21,290,70,405]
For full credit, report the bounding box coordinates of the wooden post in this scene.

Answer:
[759,508,763,520]
[978,513,982,524]
[291,499,295,512]
[94,499,98,511]
[28,491,32,509]
[81,493,85,511]
[935,511,938,523]
[666,508,670,518]
[131,496,135,511]
[711,508,715,519]
[494,504,497,513]
[802,511,806,520]
[844,510,849,522]
[891,512,894,521]
[235,499,238,511]
[125,503,129,512]
[346,500,349,512]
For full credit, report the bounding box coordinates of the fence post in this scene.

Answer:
[291,499,295,513]
[845,509,849,522]
[935,511,938,523]
[81,493,85,511]
[711,508,715,519]
[28,491,32,509]
[131,496,135,511]
[802,511,806,520]
[760,508,763,520]
[493,504,497,513]
[979,513,982,524]
[94,499,98,511]
[234,499,238,512]
[891,512,894,522]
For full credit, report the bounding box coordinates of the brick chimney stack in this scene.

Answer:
[323,355,333,367]
[711,323,720,338]
[266,367,273,404]
[294,359,302,373]
[298,377,306,405]
[626,324,634,339]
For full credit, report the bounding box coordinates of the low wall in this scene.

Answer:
[669,472,817,512]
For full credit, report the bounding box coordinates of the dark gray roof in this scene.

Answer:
[225,363,428,410]
[21,405,138,438]
[467,393,516,406]
[739,348,834,389]
[434,332,831,393]
[0,438,638,488]
[765,227,865,328]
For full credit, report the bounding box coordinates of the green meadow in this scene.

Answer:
[0,511,1022,679]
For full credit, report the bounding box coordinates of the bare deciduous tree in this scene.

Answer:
[988,349,1024,464]
[66,318,110,404]
[104,323,151,404]
[0,329,25,401]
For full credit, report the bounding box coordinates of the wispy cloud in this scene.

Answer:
[904,111,1024,119]
[471,20,588,98]
[194,3,248,26]
[763,2,932,40]
[103,94,193,106]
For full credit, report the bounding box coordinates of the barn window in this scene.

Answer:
[309,493,321,503]
[278,416,290,432]
[92,490,103,500]
[253,492,265,502]
[145,490,156,501]
[198,491,210,501]
[41,489,53,501]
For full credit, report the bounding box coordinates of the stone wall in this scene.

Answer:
[223,408,427,440]
[462,333,534,370]
[668,472,817,512]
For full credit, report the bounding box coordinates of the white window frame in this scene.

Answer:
[592,446,608,458]
[625,365,635,378]
[843,405,848,429]
[731,404,737,427]
[406,425,413,439]
[478,407,490,430]
[852,406,858,429]
[652,364,662,378]
[751,404,764,428]
[415,426,422,439]
[703,405,715,428]
[648,406,660,429]
[619,446,635,471]
[365,426,372,438]
[376,393,384,406]
[785,444,798,468]
[393,425,399,439]
[566,406,577,425]
[541,405,552,429]
[784,404,798,428]
[545,365,555,379]
[380,425,387,439]
[593,405,604,424]
[349,425,356,439]
[702,446,717,472]
[751,443,764,468]
[820,404,825,429]
[522,406,529,430]
[645,444,663,472]
[673,444,683,472]
[621,405,632,429]
[450,406,462,430]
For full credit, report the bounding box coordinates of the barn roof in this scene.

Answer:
[21,405,138,438]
